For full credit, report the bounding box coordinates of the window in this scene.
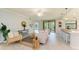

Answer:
[65,20,77,29]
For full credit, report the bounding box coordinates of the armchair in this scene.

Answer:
[7,32,22,45]
[35,30,49,44]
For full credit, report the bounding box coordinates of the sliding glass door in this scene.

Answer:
[49,21,55,31]
[44,21,49,29]
[43,20,56,32]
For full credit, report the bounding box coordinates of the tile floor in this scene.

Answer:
[0,32,75,50]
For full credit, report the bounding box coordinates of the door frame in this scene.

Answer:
[43,20,56,32]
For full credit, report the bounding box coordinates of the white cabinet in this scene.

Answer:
[61,30,70,43]
[70,32,79,49]
[61,29,79,49]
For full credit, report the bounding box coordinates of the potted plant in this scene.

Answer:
[0,23,10,41]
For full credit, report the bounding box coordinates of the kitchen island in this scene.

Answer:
[61,29,79,49]
[60,29,71,43]
[70,30,79,49]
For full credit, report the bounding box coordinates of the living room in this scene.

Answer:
[0,8,79,50]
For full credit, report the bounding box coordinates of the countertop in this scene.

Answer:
[61,29,71,34]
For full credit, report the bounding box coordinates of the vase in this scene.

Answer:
[0,33,5,43]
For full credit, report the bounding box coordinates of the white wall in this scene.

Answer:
[0,9,31,32]
[0,8,79,33]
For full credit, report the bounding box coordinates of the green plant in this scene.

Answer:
[0,23,10,41]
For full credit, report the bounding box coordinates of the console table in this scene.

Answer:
[18,29,29,39]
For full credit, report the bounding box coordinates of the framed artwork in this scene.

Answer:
[58,21,62,27]
[59,25,62,27]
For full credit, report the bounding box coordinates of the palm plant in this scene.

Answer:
[0,23,10,41]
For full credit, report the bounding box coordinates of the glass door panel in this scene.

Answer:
[44,22,49,29]
[49,21,55,31]
[43,20,56,32]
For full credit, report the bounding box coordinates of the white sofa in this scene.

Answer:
[35,30,49,44]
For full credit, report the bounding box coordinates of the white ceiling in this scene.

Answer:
[4,8,70,19]
[1,8,79,20]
